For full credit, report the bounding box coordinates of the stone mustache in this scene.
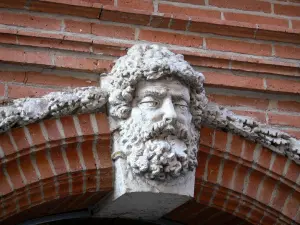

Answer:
[0,44,299,181]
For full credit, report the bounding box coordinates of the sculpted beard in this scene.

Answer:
[118,117,199,180]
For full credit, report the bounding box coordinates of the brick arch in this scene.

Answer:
[0,113,113,224]
[190,127,300,225]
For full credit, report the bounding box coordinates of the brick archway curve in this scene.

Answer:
[188,127,300,225]
[0,113,113,224]
[0,116,299,225]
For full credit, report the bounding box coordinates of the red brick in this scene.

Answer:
[94,113,110,135]
[196,151,209,179]
[204,72,264,91]
[221,160,236,189]
[274,3,300,17]
[50,147,67,175]
[275,45,300,60]
[233,165,248,193]
[285,161,299,183]
[266,78,300,94]
[96,141,111,169]
[35,150,54,180]
[139,29,203,48]
[224,12,289,28]
[277,101,300,113]
[0,171,13,195]
[189,20,255,39]
[230,135,244,157]
[10,128,30,151]
[185,55,229,69]
[0,133,16,157]
[200,127,214,147]
[158,3,221,19]
[54,55,112,73]
[26,72,97,87]
[209,0,271,13]
[198,188,214,203]
[282,191,300,219]
[20,155,39,184]
[18,192,30,210]
[8,85,55,98]
[0,71,26,82]
[43,182,57,200]
[65,144,82,172]
[214,130,227,152]
[270,155,287,176]
[257,147,272,170]
[0,83,5,97]
[60,116,77,141]
[92,23,135,40]
[232,110,266,123]
[206,38,272,56]
[249,208,264,223]
[92,44,128,57]
[166,0,205,5]
[18,36,91,53]
[268,113,300,128]
[207,155,222,183]
[232,61,300,77]
[0,33,17,45]
[29,1,102,19]
[171,15,189,31]
[77,114,95,137]
[0,47,24,64]
[271,183,291,211]
[43,119,62,145]
[64,19,92,34]
[24,51,52,66]
[257,177,276,205]
[292,20,300,29]
[0,0,26,9]
[208,94,269,110]
[246,170,263,199]
[0,11,61,31]
[6,161,25,190]
[27,123,47,148]
[150,15,170,29]
[101,6,151,26]
[118,0,154,11]
[256,29,300,45]
[81,142,96,170]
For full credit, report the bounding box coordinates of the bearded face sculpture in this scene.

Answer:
[107,44,207,181]
[118,78,199,180]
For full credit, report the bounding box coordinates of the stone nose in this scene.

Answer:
[162,98,177,124]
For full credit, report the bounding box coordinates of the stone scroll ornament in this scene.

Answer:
[0,44,299,181]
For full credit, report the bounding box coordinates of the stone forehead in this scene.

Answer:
[135,79,190,98]
[108,44,205,89]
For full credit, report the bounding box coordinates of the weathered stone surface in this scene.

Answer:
[202,103,300,164]
[0,86,107,133]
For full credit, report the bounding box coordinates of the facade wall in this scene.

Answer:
[0,0,299,224]
[0,0,299,138]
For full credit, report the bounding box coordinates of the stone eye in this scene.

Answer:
[139,97,159,108]
[174,100,189,110]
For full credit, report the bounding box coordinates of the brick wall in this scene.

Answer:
[0,0,299,224]
[0,0,299,138]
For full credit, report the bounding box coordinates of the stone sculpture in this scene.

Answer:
[1,43,299,219]
[1,44,298,168]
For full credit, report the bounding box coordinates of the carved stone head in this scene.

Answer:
[107,44,208,180]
